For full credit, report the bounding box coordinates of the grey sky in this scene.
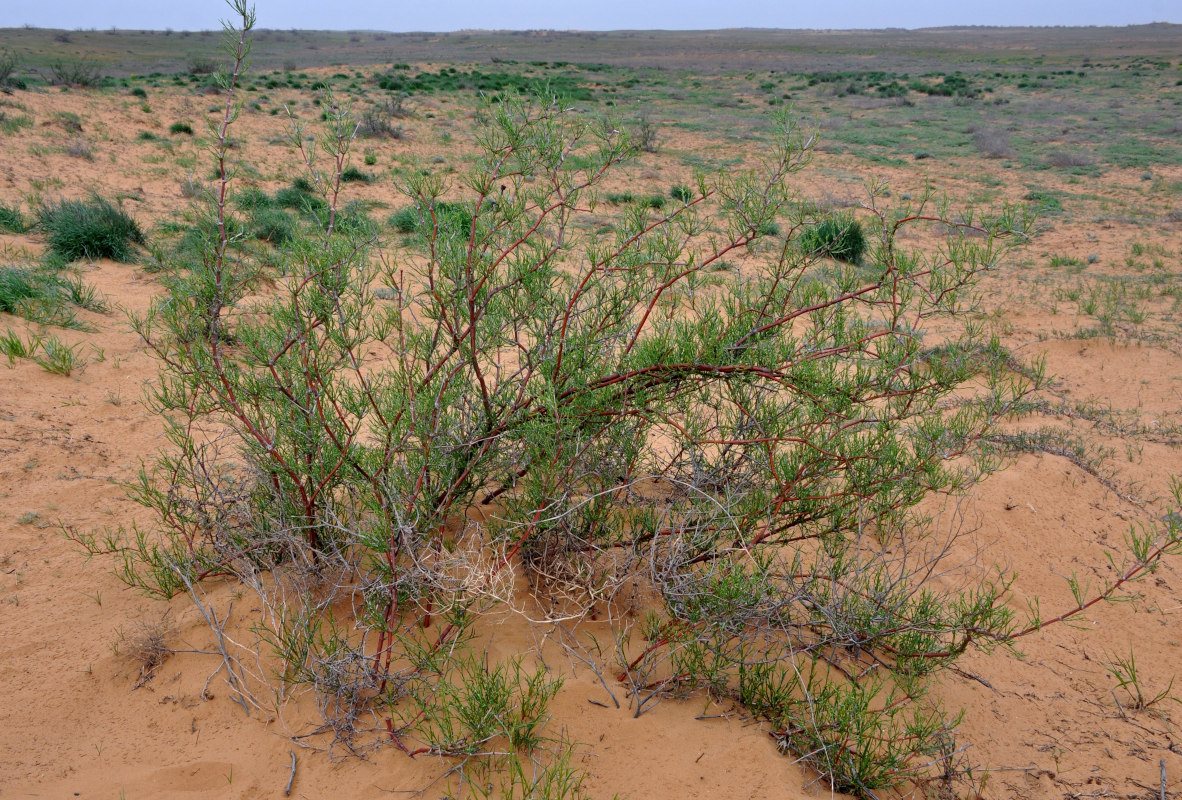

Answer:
[1,0,1177,31]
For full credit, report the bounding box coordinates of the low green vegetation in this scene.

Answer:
[37,197,144,262]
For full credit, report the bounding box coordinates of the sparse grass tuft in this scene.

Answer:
[32,333,84,376]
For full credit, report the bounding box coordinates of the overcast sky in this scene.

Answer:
[1,0,1177,31]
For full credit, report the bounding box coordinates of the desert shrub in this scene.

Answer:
[357,96,406,138]
[971,126,1015,159]
[0,48,18,89]
[169,121,194,135]
[1046,149,1095,168]
[0,202,27,233]
[635,113,659,152]
[187,57,217,75]
[130,87,148,99]
[798,212,867,263]
[670,183,693,203]
[77,6,1182,798]
[47,59,102,88]
[37,196,144,262]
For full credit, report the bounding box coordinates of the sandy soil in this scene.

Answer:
[1,74,1180,800]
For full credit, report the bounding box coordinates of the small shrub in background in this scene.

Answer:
[47,59,102,88]
[0,48,19,90]
[670,183,693,203]
[970,126,1016,159]
[130,87,148,99]
[38,196,145,262]
[358,96,408,138]
[169,121,194,135]
[1045,149,1096,169]
[799,212,867,263]
[187,57,217,75]
[636,113,660,152]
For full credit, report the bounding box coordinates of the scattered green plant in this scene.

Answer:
[1105,647,1179,713]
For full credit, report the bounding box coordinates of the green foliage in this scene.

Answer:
[374,67,593,102]
[248,207,297,245]
[0,327,40,364]
[32,333,84,376]
[0,112,33,135]
[0,265,101,329]
[339,165,372,183]
[47,59,103,88]
[91,11,1179,798]
[1104,647,1179,712]
[670,184,693,203]
[169,121,194,135]
[38,196,145,262]
[798,212,867,263]
[0,202,27,233]
[275,181,328,215]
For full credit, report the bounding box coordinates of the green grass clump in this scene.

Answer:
[233,185,276,211]
[0,203,28,233]
[387,201,471,239]
[38,197,145,262]
[340,165,373,183]
[0,265,101,329]
[388,206,417,233]
[670,184,693,203]
[249,207,297,245]
[0,267,51,314]
[169,121,194,135]
[605,192,635,205]
[276,181,328,215]
[799,213,867,263]
[0,113,34,135]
